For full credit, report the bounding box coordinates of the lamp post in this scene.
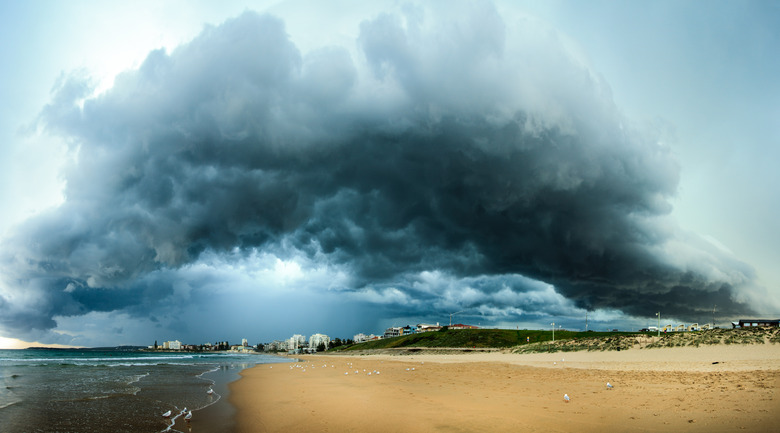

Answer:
[449,311,464,326]
[712,305,716,329]
[551,322,555,342]
[656,312,660,337]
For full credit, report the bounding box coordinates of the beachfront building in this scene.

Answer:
[449,324,479,330]
[354,333,381,342]
[733,319,780,328]
[264,340,288,352]
[288,334,307,351]
[162,340,182,350]
[659,324,698,332]
[384,326,414,339]
[417,323,442,333]
[309,333,330,350]
[384,327,402,338]
[242,338,248,346]
[231,344,255,353]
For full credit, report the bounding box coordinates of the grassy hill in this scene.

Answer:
[333,327,780,354]
[337,328,635,352]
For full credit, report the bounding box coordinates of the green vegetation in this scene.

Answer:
[643,327,777,349]
[331,326,780,354]
[337,328,637,352]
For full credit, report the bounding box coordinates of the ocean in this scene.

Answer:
[0,348,292,433]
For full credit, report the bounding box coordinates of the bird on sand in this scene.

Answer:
[162,410,172,418]
[184,411,192,421]
[563,394,570,403]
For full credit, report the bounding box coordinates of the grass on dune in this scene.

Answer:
[331,326,780,354]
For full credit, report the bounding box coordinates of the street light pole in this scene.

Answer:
[712,305,717,329]
[551,322,555,342]
[656,312,660,337]
[449,311,464,326]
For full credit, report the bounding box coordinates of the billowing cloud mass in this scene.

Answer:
[0,4,761,343]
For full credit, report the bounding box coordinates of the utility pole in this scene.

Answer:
[551,322,555,342]
[585,311,589,332]
[656,312,660,337]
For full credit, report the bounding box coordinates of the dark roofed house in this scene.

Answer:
[732,319,780,328]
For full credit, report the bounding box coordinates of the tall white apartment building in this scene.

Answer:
[241,338,248,346]
[288,334,306,350]
[309,333,330,349]
[164,340,181,350]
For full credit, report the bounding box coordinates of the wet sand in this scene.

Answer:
[230,345,780,432]
[182,367,240,433]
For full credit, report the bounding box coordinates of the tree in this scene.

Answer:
[154,340,158,350]
[316,342,326,352]
[329,338,343,349]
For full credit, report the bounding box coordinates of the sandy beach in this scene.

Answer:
[230,344,780,432]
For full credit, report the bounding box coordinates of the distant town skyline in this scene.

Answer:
[1,1,779,349]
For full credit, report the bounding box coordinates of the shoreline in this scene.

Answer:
[182,366,239,433]
[184,355,296,433]
[230,344,780,432]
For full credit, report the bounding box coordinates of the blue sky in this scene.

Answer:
[0,1,778,348]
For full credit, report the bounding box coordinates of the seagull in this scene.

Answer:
[607,382,614,390]
[184,411,192,421]
[206,389,214,395]
[563,394,570,403]
[162,410,172,418]
[181,407,188,414]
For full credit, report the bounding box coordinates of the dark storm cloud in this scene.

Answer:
[0,5,757,336]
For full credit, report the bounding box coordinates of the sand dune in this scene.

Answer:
[231,344,780,432]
